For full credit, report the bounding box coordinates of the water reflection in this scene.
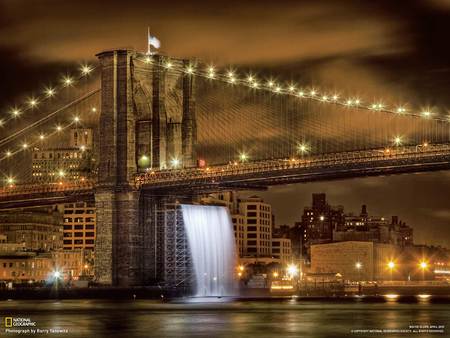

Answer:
[1,298,449,338]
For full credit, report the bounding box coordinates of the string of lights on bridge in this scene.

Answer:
[1,55,448,185]
[0,64,96,128]
[136,54,450,124]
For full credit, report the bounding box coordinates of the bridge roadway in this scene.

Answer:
[1,143,450,208]
[135,143,450,190]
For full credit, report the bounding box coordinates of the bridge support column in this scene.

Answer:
[94,187,142,286]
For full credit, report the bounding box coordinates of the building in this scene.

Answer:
[271,238,292,264]
[334,206,414,246]
[52,249,91,279]
[235,196,273,258]
[31,128,95,183]
[0,251,53,283]
[0,208,63,251]
[297,193,345,262]
[0,249,91,283]
[311,241,399,281]
[59,201,96,251]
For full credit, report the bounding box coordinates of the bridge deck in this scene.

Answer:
[1,143,450,208]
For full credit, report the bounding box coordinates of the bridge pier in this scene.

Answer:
[94,187,143,286]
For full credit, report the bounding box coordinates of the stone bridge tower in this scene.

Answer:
[94,49,196,286]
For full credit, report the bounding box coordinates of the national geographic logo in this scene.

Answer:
[4,317,12,328]
[3,317,36,327]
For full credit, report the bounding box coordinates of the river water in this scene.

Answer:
[1,297,448,337]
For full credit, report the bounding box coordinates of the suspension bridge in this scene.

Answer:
[0,48,449,286]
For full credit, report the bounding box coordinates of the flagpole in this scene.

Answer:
[147,26,151,55]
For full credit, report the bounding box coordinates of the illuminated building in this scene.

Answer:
[31,128,94,183]
[271,238,292,264]
[311,241,399,281]
[0,208,63,251]
[59,202,96,251]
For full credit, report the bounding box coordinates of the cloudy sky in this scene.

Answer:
[0,0,450,245]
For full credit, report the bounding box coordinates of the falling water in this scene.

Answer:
[181,204,237,297]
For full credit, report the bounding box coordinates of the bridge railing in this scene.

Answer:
[0,180,95,197]
[135,143,450,187]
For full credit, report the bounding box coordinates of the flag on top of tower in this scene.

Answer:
[149,35,160,49]
[147,27,160,55]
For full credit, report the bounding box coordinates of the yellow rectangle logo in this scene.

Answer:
[5,317,12,327]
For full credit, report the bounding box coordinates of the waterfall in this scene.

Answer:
[181,204,237,297]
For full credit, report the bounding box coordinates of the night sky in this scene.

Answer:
[0,0,450,246]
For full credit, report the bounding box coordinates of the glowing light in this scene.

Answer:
[355,262,362,269]
[58,170,65,177]
[251,82,259,88]
[423,142,429,147]
[297,91,305,97]
[274,86,281,93]
[29,98,38,107]
[56,125,62,132]
[385,294,399,300]
[239,152,248,162]
[53,271,61,279]
[273,272,279,278]
[91,107,97,113]
[6,177,15,185]
[321,95,328,101]
[310,90,316,96]
[238,265,244,272]
[297,143,309,154]
[422,111,431,118]
[332,94,339,101]
[11,109,20,117]
[73,116,80,123]
[22,143,28,149]
[387,261,395,270]
[170,157,180,168]
[419,261,428,270]
[354,99,361,105]
[80,145,86,152]
[81,64,92,75]
[417,294,431,300]
[288,85,295,92]
[144,56,152,63]
[63,76,73,86]
[207,66,215,78]
[267,80,274,88]
[186,66,194,74]
[394,136,402,146]
[5,151,11,157]
[39,134,45,140]
[346,100,353,106]
[319,215,325,221]
[287,264,299,277]
[45,87,55,97]
[396,107,406,114]
[247,75,254,83]
[165,61,173,69]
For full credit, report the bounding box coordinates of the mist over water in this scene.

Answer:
[181,204,237,297]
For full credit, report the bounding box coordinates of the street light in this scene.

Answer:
[239,152,248,163]
[287,264,299,278]
[387,261,395,281]
[419,260,428,281]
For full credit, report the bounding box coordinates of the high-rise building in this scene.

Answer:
[59,202,96,251]
[236,196,273,258]
[298,193,344,262]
